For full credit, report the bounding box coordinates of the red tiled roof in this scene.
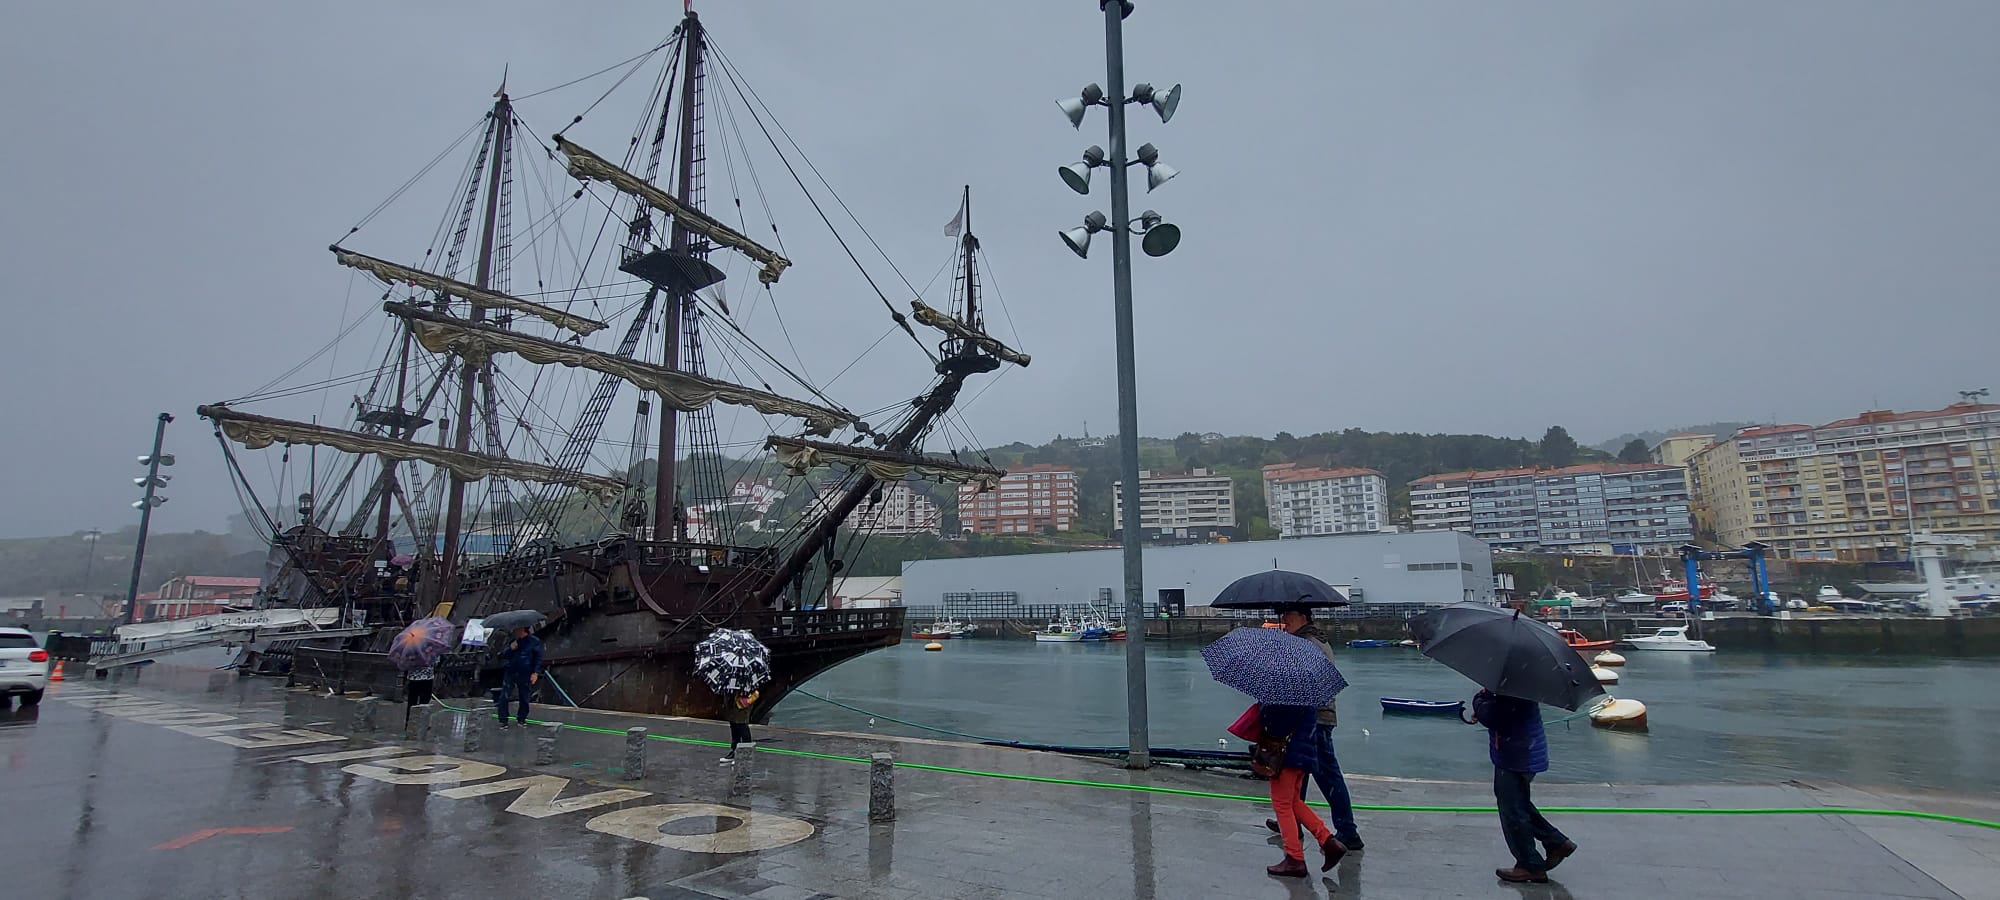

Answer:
[1265,465,1382,484]
[1732,424,1813,438]
[1818,402,2000,430]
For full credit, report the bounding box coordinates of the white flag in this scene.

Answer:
[944,203,964,238]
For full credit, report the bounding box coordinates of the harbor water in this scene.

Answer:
[776,639,2000,794]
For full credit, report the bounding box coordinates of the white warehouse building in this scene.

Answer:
[901,530,1492,615]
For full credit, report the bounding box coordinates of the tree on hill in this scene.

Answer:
[1617,439,1651,463]
[1539,426,1579,467]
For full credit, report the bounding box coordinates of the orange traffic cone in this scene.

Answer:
[49,660,65,682]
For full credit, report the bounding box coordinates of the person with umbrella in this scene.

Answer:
[694,628,772,765]
[496,624,543,728]
[1201,624,1350,877]
[1211,571,1365,852]
[1409,603,1594,884]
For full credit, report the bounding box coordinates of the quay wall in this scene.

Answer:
[971,614,2000,655]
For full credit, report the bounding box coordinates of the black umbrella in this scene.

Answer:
[1210,570,1350,610]
[1408,603,1605,712]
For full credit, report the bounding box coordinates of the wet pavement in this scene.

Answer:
[3,663,1996,899]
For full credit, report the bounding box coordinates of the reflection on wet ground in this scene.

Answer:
[1,659,1995,899]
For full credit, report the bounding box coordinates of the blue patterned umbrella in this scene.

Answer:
[1201,626,1349,706]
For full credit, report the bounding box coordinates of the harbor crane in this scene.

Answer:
[1680,541,1773,615]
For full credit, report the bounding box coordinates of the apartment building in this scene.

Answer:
[814,480,940,536]
[958,464,1078,535]
[1689,403,2000,560]
[1413,464,1692,553]
[1263,464,1387,537]
[1112,468,1238,542]
[1409,473,1473,532]
[1650,433,1715,469]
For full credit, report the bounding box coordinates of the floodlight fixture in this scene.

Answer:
[1060,210,1110,258]
[1059,145,1108,194]
[1136,210,1182,258]
[1057,83,1107,129]
[1128,82,1181,123]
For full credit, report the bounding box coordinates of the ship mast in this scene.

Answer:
[440,90,513,595]
[654,10,706,540]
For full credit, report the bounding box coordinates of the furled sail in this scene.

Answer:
[554,136,793,285]
[768,436,1004,491]
[197,405,626,501]
[333,248,610,336]
[909,301,1031,367]
[385,303,856,436]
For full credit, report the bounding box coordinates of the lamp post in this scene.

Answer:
[1057,0,1182,769]
[121,413,174,626]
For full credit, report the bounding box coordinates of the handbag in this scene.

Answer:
[1249,734,1290,778]
[1227,703,1263,742]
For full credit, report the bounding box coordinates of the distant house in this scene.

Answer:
[142,576,261,621]
[825,576,901,609]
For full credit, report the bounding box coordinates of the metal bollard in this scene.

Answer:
[623,727,646,780]
[535,723,559,765]
[351,698,378,733]
[462,712,483,753]
[869,752,895,823]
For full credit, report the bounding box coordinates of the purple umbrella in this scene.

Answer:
[388,616,455,671]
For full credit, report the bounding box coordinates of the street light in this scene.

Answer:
[122,413,174,625]
[1053,0,1181,770]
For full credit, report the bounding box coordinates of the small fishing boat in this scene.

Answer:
[1380,697,1466,716]
[1347,639,1395,648]
[1557,629,1615,652]
[1589,697,1648,729]
[1590,665,1619,684]
[912,619,969,640]
[1397,639,1418,648]
[1622,626,1716,652]
[1593,650,1626,667]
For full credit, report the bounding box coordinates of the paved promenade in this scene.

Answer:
[2,662,1995,899]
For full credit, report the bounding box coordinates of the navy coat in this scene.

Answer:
[1472,690,1548,773]
[502,634,545,677]
[1259,703,1322,772]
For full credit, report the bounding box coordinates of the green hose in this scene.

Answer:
[427,700,2000,832]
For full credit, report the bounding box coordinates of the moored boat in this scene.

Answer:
[1622,626,1716,652]
[1347,639,1395,648]
[1380,697,1466,716]
[1557,628,1615,652]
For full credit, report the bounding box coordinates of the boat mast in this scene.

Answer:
[654,10,705,540]
[440,90,512,595]
[960,186,979,333]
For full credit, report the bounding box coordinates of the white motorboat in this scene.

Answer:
[1621,626,1716,652]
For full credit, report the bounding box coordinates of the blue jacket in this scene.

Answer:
[1259,703,1322,772]
[1472,690,1548,773]
[502,634,544,677]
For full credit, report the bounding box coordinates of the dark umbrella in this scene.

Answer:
[1210,570,1350,610]
[1201,626,1349,707]
[694,628,772,696]
[387,616,454,671]
[1408,603,1605,712]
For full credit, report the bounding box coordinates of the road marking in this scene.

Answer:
[292,745,417,764]
[584,803,815,853]
[343,754,506,786]
[434,775,651,818]
[154,825,295,850]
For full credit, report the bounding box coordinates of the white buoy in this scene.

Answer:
[924,642,944,652]
[1591,665,1619,684]
[1590,697,1648,729]
[1594,650,1626,667]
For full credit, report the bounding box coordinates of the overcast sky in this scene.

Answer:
[4,0,1998,539]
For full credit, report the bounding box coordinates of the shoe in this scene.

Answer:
[718,755,735,765]
[1266,857,1309,878]
[1265,818,1281,834]
[1543,840,1577,870]
[1320,835,1347,871]
[1337,833,1365,852]
[1496,867,1549,884]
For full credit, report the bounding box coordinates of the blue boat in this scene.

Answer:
[1347,639,1396,648]
[1380,697,1466,716]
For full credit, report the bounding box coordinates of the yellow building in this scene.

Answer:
[1688,403,2000,560]
[1650,433,1715,469]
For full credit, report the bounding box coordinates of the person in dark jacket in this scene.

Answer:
[1259,703,1347,877]
[495,626,543,728]
[1470,689,1577,883]
[1264,606,1363,850]
[720,688,758,765]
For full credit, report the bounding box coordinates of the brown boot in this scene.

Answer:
[1496,867,1549,884]
[1320,835,1348,871]
[1266,856,1309,878]
[1543,839,1578,870]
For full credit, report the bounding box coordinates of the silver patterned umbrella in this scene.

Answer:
[694,628,771,696]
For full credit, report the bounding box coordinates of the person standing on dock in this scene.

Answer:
[1265,604,1364,851]
[720,689,757,764]
[1471,688,1578,883]
[496,625,542,728]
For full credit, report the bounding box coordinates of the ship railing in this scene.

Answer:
[728,607,904,641]
[628,539,779,571]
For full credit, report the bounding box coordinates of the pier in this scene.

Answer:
[4,660,1995,899]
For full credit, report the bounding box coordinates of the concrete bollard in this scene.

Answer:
[869,752,895,823]
[535,723,560,765]
[730,742,757,795]
[351,698,378,733]
[462,712,483,753]
[623,727,646,780]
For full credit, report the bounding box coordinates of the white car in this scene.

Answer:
[0,627,50,707]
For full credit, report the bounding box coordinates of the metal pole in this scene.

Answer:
[1102,0,1150,770]
[122,413,172,626]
